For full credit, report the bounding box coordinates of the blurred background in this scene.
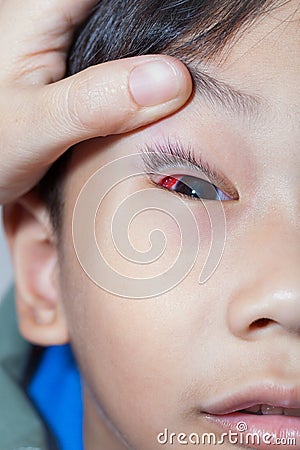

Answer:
[0,207,13,301]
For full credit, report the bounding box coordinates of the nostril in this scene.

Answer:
[250,318,273,330]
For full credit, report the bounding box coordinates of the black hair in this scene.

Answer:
[37,0,282,232]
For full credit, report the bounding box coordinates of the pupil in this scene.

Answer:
[177,176,218,200]
[176,180,199,198]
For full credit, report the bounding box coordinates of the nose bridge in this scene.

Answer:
[227,211,300,339]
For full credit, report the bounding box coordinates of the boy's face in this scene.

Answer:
[8,1,300,449]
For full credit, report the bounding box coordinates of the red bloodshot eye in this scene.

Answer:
[160,176,178,189]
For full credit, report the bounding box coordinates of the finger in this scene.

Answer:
[2,55,192,159]
[0,0,98,30]
[0,0,98,82]
[47,56,192,141]
[0,55,192,202]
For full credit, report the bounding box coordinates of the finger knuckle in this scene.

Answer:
[67,72,109,132]
[66,69,135,134]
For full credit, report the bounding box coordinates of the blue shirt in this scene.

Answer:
[28,344,83,450]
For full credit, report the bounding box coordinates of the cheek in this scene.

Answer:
[59,159,233,443]
[93,174,214,283]
[61,167,220,383]
[59,246,226,438]
[61,272,190,439]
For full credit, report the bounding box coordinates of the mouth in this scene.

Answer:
[241,404,300,416]
[202,384,300,449]
[203,384,300,415]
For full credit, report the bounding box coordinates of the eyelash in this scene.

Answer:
[139,139,239,202]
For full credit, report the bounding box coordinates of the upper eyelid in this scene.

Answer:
[139,139,239,200]
[140,140,213,178]
[142,149,208,178]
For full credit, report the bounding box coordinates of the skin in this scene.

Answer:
[3,0,300,449]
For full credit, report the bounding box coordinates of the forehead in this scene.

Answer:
[186,0,299,117]
[182,0,299,65]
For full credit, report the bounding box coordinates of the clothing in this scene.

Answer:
[0,287,82,450]
[29,345,83,450]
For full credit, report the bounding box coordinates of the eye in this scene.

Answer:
[153,174,232,201]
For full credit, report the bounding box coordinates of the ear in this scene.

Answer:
[2,192,69,346]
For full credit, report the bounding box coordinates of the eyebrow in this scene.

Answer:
[188,64,262,119]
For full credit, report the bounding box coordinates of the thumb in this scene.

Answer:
[0,55,192,202]
[36,55,192,154]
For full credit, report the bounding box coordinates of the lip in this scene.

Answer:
[204,413,300,450]
[202,384,300,449]
[203,384,300,415]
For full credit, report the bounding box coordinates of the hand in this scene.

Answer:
[0,0,192,204]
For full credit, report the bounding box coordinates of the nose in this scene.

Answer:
[228,283,300,339]
[227,223,300,340]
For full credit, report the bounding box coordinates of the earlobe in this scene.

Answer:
[2,192,69,346]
